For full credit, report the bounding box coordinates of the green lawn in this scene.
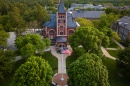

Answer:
[66,55,78,68]
[102,57,130,86]
[108,40,120,49]
[42,51,58,70]
[107,50,120,58]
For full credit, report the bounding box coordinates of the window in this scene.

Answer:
[49,30,54,34]
[124,29,128,35]
[60,31,63,35]
[50,36,53,39]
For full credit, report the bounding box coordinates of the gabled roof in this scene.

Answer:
[67,17,77,28]
[72,11,105,19]
[43,13,77,28]
[58,0,66,13]
[117,16,130,30]
[43,16,56,28]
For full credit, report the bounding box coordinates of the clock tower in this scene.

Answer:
[56,0,67,36]
[43,0,78,48]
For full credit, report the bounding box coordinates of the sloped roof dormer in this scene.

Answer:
[58,0,66,13]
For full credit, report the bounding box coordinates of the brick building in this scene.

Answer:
[43,0,78,48]
[112,16,130,41]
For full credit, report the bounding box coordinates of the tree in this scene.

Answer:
[98,13,119,29]
[68,53,110,86]
[43,38,51,48]
[12,56,53,86]
[105,7,120,15]
[20,43,36,58]
[0,30,9,46]
[34,4,50,26]
[9,6,27,36]
[0,50,14,79]
[117,47,130,80]
[96,13,120,40]
[75,18,94,27]
[69,27,109,55]
[15,34,46,58]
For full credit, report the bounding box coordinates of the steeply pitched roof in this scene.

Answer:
[117,16,130,30]
[67,17,77,28]
[43,15,56,28]
[43,13,77,28]
[72,11,105,19]
[58,0,66,13]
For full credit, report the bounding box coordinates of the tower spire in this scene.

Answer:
[58,0,66,13]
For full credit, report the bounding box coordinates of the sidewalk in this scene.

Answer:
[113,39,125,50]
[51,45,72,86]
[100,46,116,60]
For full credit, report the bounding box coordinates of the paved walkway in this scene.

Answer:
[50,45,72,73]
[52,73,68,86]
[100,46,116,60]
[51,45,72,86]
[106,48,118,50]
[113,39,125,50]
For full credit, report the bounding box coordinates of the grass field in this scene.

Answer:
[42,51,58,74]
[102,57,130,86]
[66,55,78,68]
[66,54,130,86]
[107,50,120,58]
[108,40,120,49]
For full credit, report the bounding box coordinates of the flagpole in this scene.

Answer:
[60,47,64,81]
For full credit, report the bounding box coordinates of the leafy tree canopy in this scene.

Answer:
[15,34,46,58]
[69,27,109,55]
[68,53,110,86]
[13,56,53,86]
[75,18,94,27]
[0,30,9,46]
[117,47,130,80]
[0,50,14,79]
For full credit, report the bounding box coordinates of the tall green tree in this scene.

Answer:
[0,30,9,46]
[117,47,130,80]
[75,18,94,27]
[68,53,110,86]
[9,6,27,36]
[43,38,51,48]
[69,27,109,55]
[15,34,46,58]
[34,4,50,26]
[12,56,53,86]
[0,50,14,79]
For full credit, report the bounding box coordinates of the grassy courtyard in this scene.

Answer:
[107,50,120,58]
[108,40,121,49]
[0,51,58,86]
[66,54,130,86]
[102,57,130,86]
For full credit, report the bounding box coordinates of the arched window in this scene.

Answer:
[68,30,74,35]
[69,30,74,34]
[49,30,54,34]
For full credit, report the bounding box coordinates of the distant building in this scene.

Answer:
[112,16,130,41]
[42,0,78,48]
[72,11,105,20]
[69,3,105,11]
